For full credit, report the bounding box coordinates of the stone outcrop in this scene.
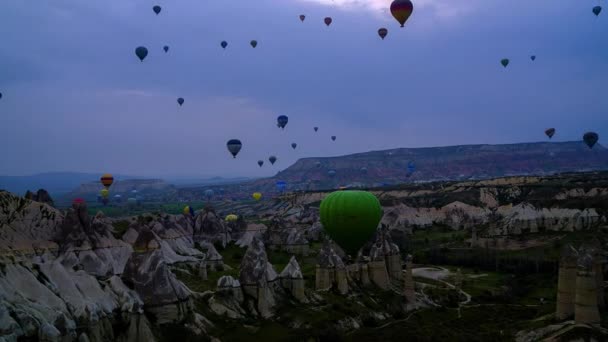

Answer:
[239,236,278,318]
[122,227,192,324]
[369,225,402,283]
[574,251,601,325]
[556,245,578,320]
[403,255,416,304]
[24,189,54,206]
[315,240,348,294]
[279,256,306,302]
[193,206,230,247]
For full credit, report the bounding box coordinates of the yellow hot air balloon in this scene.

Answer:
[252,192,262,201]
[225,214,238,222]
[100,188,109,198]
[183,206,194,216]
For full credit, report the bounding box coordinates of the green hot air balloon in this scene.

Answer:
[320,191,383,256]
[501,58,509,68]
[135,46,148,62]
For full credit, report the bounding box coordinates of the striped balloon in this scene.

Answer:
[390,0,414,27]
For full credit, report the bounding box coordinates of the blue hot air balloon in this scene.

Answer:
[276,181,287,192]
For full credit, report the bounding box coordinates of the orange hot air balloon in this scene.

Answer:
[100,173,114,188]
[390,0,414,28]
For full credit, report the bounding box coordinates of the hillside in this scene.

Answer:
[0,172,141,196]
[178,141,608,199]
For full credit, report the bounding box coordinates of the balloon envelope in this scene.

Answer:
[324,17,332,26]
[328,170,336,177]
[227,139,242,158]
[276,181,286,192]
[177,98,184,106]
[258,160,264,167]
[378,28,388,39]
[545,128,556,139]
[253,192,262,200]
[225,214,238,222]
[163,46,169,53]
[314,127,318,132]
[153,5,161,14]
[331,136,336,141]
[390,0,414,27]
[593,6,602,16]
[135,47,148,62]
[291,143,297,149]
[221,41,228,49]
[100,189,109,198]
[530,55,536,61]
[277,115,288,129]
[299,15,306,22]
[250,40,258,48]
[100,174,114,188]
[501,59,509,67]
[320,191,383,255]
[583,132,599,149]
[269,156,277,164]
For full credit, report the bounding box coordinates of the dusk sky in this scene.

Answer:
[0,0,606,178]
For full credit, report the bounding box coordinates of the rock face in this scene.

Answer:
[239,236,278,318]
[24,189,54,206]
[122,227,192,324]
[0,194,157,342]
[369,225,402,286]
[210,276,246,319]
[315,240,348,294]
[279,256,306,302]
[194,207,230,247]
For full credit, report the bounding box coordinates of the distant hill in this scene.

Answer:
[168,176,253,187]
[0,172,141,196]
[179,141,608,199]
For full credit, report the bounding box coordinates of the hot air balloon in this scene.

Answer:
[360,167,368,174]
[0,92,2,100]
[153,5,161,15]
[276,181,287,192]
[378,28,388,40]
[177,98,184,106]
[227,139,242,158]
[324,17,332,26]
[269,156,277,165]
[163,46,169,53]
[100,189,109,198]
[320,190,383,255]
[291,143,297,150]
[316,161,322,168]
[331,136,336,141]
[225,214,238,222]
[390,0,414,28]
[277,115,289,129]
[545,128,555,139]
[501,59,509,68]
[328,170,336,178]
[407,161,416,174]
[183,206,194,216]
[127,197,137,205]
[253,192,262,200]
[530,55,536,61]
[250,40,258,48]
[300,15,306,22]
[314,127,319,132]
[258,160,264,167]
[205,189,214,200]
[221,41,228,49]
[583,132,599,149]
[135,47,148,62]
[593,6,602,16]
[72,198,86,210]
[100,174,114,188]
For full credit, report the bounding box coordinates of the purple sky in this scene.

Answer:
[0,0,606,178]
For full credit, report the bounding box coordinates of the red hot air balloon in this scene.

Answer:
[390,0,414,27]
[324,17,332,26]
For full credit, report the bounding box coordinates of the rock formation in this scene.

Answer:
[556,245,578,320]
[24,189,54,206]
[193,206,230,247]
[403,255,416,304]
[574,251,601,325]
[315,240,348,294]
[122,227,192,324]
[239,236,278,318]
[279,256,306,302]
